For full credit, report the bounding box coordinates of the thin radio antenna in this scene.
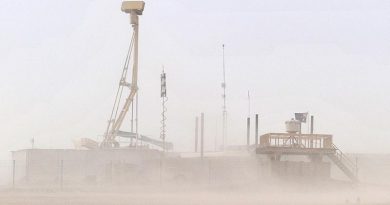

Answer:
[221,44,227,150]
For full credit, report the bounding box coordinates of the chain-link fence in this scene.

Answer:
[3,153,390,190]
[2,157,273,190]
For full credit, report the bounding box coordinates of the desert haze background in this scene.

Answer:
[1,0,390,204]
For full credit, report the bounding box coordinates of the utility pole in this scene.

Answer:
[221,44,227,151]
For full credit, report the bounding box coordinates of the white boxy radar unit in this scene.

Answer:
[121,1,145,15]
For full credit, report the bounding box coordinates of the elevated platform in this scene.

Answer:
[256,147,336,155]
[256,133,358,182]
[257,133,335,155]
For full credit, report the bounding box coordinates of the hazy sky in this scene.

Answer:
[1,0,390,158]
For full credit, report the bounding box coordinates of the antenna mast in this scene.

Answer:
[160,68,167,152]
[221,44,227,150]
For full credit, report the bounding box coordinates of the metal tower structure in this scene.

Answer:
[101,1,145,148]
[160,68,167,151]
[221,44,227,150]
[74,2,172,151]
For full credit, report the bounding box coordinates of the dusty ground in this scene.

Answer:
[0,182,389,205]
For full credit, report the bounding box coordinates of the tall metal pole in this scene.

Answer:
[247,91,250,147]
[131,101,134,146]
[195,117,199,152]
[221,44,227,151]
[201,113,204,159]
[246,117,250,147]
[134,19,139,146]
[255,114,259,145]
[310,115,314,134]
[136,92,139,147]
[12,160,15,189]
[60,160,63,191]
[214,119,217,151]
[247,91,250,117]
[132,13,139,96]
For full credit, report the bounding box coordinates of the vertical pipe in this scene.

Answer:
[195,117,199,152]
[136,92,139,146]
[133,14,139,147]
[255,114,259,145]
[310,115,314,134]
[246,117,250,147]
[309,115,314,148]
[131,13,139,89]
[201,113,204,159]
[12,160,15,189]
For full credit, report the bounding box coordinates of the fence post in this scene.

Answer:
[200,113,204,160]
[208,159,211,184]
[60,160,63,191]
[159,154,162,186]
[110,160,113,184]
[12,160,15,189]
[355,156,359,178]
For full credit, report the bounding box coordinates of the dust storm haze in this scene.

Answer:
[1,0,390,204]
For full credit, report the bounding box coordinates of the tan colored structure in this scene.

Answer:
[257,132,358,182]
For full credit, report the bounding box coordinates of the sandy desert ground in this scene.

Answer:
[1,182,390,205]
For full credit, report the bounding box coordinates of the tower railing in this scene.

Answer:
[259,133,333,149]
